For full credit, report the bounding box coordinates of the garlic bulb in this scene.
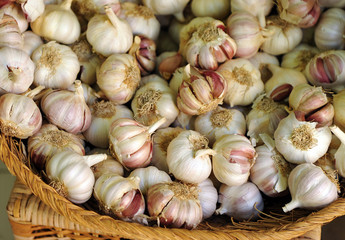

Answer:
[333,90,345,132]
[264,64,307,101]
[139,73,168,87]
[318,0,345,7]
[0,86,43,139]
[31,0,80,44]
[212,134,256,186]
[282,163,339,212]
[156,51,184,80]
[28,124,85,170]
[128,166,172,195]
[84,101,133,148]
[67,82,100,105]
[46,150,107,204]
[0,46,35,95]
[250,134,291,197]
[168,18,187,44]
[281,44,320,72]
[109,118,166,170]
[248,52,279,83]
[143,0,190,22]
[246,94,288,145]
[147,181,203,229]
[194,106,246,145]
[197,178,218,219]
[191,0,230,19]
[41,80,92,134]
[274,112,332,164]
[171,111,196,130]
[119,2,160,41]
[151,127,184,172]
[22,31,43,56]
[167,130,215,184]
[20,0,45,22]
[131,80,178,128]
[177,65,227,115]
[330,125,345,178]
[31,41,79,89]
[93,174,146,221]
[216,182,264,221]
[71,0,120,21]
[1,3,28,32]
[261,16,303,56]
[314,8,345,51]
[86,7,133,56]
[217,58,264,107]
[0,13,24,49]
[97,53,140,104]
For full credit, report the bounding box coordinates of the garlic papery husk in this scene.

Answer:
[314,8,345,51]
[46,150,107,204]
[250,134,291,197]
[156,51,184,80]
[216,182,264,221]
[151,127,184,172]
[128,35,156,76]
[260,16,303,56]
[315,153,337,180]
[131,80,178,128]
[0,86,43,139]
[67,82,100,105]
[248,52,279,83]
[177,65,227,116]
[226,11,265,59]
[2,3,28,32]
[191,0,230,19]
[83,101,133,148]
[93,174,146,221]
[277,0,321,28]
[28,124,85,170]
[22,31,43,56]
[169,67,184,96]
[183,18,237,70]
[289,83,334,127]
[119,2,160,41]
[41,80,92,134]
[306,50,345,93]
[31,41,79,89]
[212,134,256,186]
[282,163,339,212]
[167,130,215,184]
[31,0,80,44]
[0,13,24,49]
[147,181,203,229]
[217,58,264,107]
[143,0,190,22]
[96,53,140,104]
[281,44,320,72]
[329,125,345,178]
[197,178,218,219]
[109,118,166,170]
[20,0,45,22]
[274,112,332,164]
[264,64,307,101]
[318,0,345,8]
[128,166,172,195]
[86,6,133,57]
[194,106,246,145]
[333,90,345,132]
[246,94,288,146]
[231,0,274,27]
[0,46,35,95]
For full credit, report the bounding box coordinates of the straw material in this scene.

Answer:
[0,134,339,240]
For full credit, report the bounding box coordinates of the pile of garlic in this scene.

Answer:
[1,0,345,229]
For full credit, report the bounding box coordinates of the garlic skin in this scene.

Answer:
[333,90,345,132]
[31,0,80,44]
[282,163,338,212]
[28,124,85,170]
[156,51,184,80]
[1,3,28,33]
[314,8,345,51]
[281,44,320,72]
[216,182,264,221]
[0,47,35,95]
[195,106,246,145]
[191,0,230,19]
[97,53,140,104]
[132,80,178,128]
[261,16,303,56]
[217,58,264,107]
[212,134,256,186]
[86,7,133,57]
[143,0,190,22]
[0,13,24,50]
[22,31,43,56]
[128,166,172,195]
[94,174,146,221]
[40,80,92,134]
[274,112,332,164]
[147,181,203,229]
[46,150,107,204]
[119,2,160,41]
[248,52,279,83]
[20,0,45,22]
[197,178,218,219]
[83,101,133,148]
[169,67,185,96]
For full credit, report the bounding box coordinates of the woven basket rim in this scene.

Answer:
[1,134,343,240]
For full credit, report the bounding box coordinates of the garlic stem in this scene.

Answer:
[24,86,45,99]
[195,149,216,159]
[330,125,345,144]
[83,153,108,167]
[148,117,167,134]
[60,0,73,9]
[128,36,141,56]
[74,80,84,99]
[105,6,121,29]
[282,200,300,212]
[257,11,266,27]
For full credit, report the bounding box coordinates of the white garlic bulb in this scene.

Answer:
[20,0,45,22]
[191,0,230,19]
[318,0,345,7]
[330,125,345,178]
[0,13,24,50]
[1,3,28,33]
[143,0,190,22]
[22,31,43,56]
[197,178,218,219]
[281,44,320,72]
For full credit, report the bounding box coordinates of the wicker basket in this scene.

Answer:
[0,134,341,240]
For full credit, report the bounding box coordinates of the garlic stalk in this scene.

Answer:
[1,3,28,32]
[248,52,279,83]
[20,0,45,22]
[281,44,320,72]
[197,178,218,219]
[191,0,230,19]
[0,13,24,49]
[22,31,43,56]
[142,0,190,22]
